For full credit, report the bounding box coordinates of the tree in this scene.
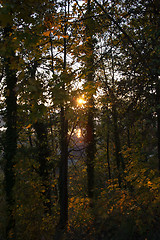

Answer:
[3,25,18,239]
[93,0,160,171]
[55,0,69,233]
[84,0,96,200]
[1,1,57,238]
[0,0,160,239]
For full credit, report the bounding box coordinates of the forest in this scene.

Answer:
[0,0,160,239]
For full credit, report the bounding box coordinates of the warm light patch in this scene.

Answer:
[77,97,86,105]
[77,129,81,138]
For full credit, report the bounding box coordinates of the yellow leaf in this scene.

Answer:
[26,124,32,129]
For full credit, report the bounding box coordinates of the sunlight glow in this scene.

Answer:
[77,97,86,105]
[77,129,81,138]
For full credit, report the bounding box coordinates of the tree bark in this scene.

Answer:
[86,97,95,199]
[59,106,68,228]
[4,26,17,240]
[112,105,124,187]
[30,61,52,214]
[156,75,160,172]
[58,0,69,229]
[85,0,96,200]
[34,121,52,214]
[106,128,111,180]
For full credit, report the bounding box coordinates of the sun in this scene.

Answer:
[77,128,81,138]
[77,97,86,105]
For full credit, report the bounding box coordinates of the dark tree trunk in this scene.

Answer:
[58,1,69,230]
[28,133,33,148]
[29,61,52,213]
[112,105,125,188]
[106,129,111,179]
[127,128,131,148]
[156,75,160,173]
[59,106,68,229]
[4,26,17,240]
[86,97,95,199]
[34,121,52,214]
[85,0,96,200]
[106,104,111,179]
[110,42,125,187]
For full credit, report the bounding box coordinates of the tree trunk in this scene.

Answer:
[30,62,52,214]
[156,75,160,172]
[85,0,96,200]
[58,1,69,229]
[4,26,17,240]
[59,106,68,229]
[106,104,111,179]
[106,129,111,179]
[34,121,52,214]
[112,105,125,188]
[127,128,131,148]
[86,97,95,199]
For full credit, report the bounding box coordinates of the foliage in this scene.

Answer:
[0,0,160,239]
[95,161,160,240]
[14,151,58,240]
[67,196,95,240]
